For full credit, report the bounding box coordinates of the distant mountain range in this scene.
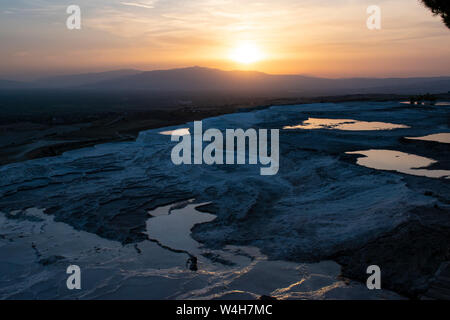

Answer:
[1,66,449,96]
[35,69,142,88]
[0,79,34,90]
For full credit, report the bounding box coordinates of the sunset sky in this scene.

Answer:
[1,0,449,80]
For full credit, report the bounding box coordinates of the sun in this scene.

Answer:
[229,43,264,65]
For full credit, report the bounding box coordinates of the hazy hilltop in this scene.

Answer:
[0,79,32,89]
[34,69,142,88]
[88,66,450,95]
[1,66,449,95]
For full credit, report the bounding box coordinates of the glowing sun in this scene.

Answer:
[229,43,264,64]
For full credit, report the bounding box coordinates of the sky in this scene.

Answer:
[0,0,449,80]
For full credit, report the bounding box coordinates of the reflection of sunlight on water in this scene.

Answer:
[159,128,190,136]
[406,133,450,144]
[347,150,450,179]
[284,118,409,131]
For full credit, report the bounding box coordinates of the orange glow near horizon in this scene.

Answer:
[0,0,449,79]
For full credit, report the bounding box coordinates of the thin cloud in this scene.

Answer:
[120,1,156,9]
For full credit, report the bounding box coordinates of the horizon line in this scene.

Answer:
[2,65,450,83]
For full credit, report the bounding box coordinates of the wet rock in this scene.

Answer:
[202,252,236,266]
[186,256,198,272]
[39,255,65,266]
[335,215,450,298]
[259,295,278,301]
[421,262,450,300]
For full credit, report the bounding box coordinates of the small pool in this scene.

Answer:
[346,149,450,179]
[146,200,216,255]
[284,118,410,131]
[159,128,190,136]
[406,133,450,144]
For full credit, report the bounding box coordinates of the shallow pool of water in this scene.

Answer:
[347,149,450,179]
[146,200,216,255]
[284,118,409,131]
[406,133,450,144]
[159,128,190,136]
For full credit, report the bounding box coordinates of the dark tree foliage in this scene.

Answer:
[421,0,450,28]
